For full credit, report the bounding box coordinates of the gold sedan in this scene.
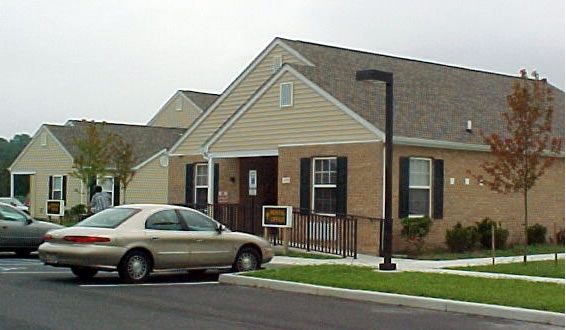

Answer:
[38,204,273,283]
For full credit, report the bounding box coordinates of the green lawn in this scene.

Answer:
[450,259,565,278]
[411,244,564,260]
[246,265,565,313]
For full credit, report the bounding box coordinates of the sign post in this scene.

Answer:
[262,206,293,255]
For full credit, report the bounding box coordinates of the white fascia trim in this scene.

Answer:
[279,139,382,148]
[11,171,36,175]
[170,38,313,154]
[148,91,204,126]
[133,148,168,170]
[397,136,566,157]
[208,149,279,159]
[276,39,315,66]
[203,65,384,154]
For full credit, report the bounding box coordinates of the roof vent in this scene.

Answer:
[466,120,473,132]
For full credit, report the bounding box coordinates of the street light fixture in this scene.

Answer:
[356,69,396,271]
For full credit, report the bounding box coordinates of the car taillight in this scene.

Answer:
[63,236,111,243]
[43,234,53,241]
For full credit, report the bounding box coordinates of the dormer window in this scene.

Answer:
[280,82,293,107]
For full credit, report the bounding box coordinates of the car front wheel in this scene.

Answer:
[232,247,260,272]
[71,266,98,280]
[118,250,152,283]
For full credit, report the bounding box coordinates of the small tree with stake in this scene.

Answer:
[110,136,136,204]
[69,121,115,207]
[471,70,562,263]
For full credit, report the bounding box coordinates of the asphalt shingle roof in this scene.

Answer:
[180,90,219,111]
[47,121,186,166]
[280,38,565,148]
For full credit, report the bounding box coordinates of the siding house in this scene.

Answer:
[168,38,564,254]
[148,90,219,128]
[9,121,185,218]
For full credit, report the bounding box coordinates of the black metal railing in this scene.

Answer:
[183,203,360,258]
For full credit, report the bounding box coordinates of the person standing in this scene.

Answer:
[90,185,111,213]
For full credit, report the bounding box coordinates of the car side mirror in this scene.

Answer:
[25,218,33,225]
[216,224,225,233]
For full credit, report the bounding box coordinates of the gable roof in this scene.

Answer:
[46,120,185,167]
[179,90,219,111]
[277,38,565,149]
[147,90,219,127]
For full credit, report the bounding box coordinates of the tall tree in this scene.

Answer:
[0,134,31,196]
[69,121,115,204]
[110,136,136,204]
[472,70,562,262]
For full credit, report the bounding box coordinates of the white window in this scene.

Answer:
[52,175,63,200]
[41,133,47,146]
[97,176,115,206]
[409,158,431,217]
[280,83,293,107]
[312,157,337,215]
[195,164,208,206]
[175,98,183,111]
[272,55,282,73]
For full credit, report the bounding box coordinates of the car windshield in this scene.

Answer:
[77,208,139,228]
[0,198,22,206]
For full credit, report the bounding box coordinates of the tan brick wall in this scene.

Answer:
[168,155,240,205]
[278,142,384,254]
[392,145,565,251]
[278,142,564,254]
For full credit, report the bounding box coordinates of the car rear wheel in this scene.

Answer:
[232,247,260,272]
[118,250,152,283]
[71,266,98,280]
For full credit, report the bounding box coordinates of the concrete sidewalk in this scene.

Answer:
[219,252,565,326]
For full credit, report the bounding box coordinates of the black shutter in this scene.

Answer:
[433,159,444,219]
[48,176,53,199]
[213,164,219,204]
[300,158,311,215]
[398,157,410,219]
[62,176,67,202]
[336,157,347,216]
[113,178,121,206]
[185,164,194,206]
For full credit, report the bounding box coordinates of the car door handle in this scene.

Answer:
[151,237,160,240]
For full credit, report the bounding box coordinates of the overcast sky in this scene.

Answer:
[1,0,564,140]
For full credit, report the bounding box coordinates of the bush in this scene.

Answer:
[555,229,565,245]
[475,218,509,249]
[445,222,479,252]
[69,204,87,216]
[400,216,432,252]
[527,223,547,245]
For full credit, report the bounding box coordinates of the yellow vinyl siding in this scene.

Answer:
[149,95,203,128]
[123,156,169,204]
[10,128,83,217]
[209,73,377,152]
[174,45,306,155]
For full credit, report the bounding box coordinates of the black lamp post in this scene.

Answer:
[356,69,396,271]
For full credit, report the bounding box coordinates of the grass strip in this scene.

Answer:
[246,265,564,313]
[450,259,565,278]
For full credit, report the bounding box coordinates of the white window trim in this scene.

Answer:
[51,175,63,200]
[311,157,337,216]
[194,163,208,204]
[408,157,432,218]
[96,176,115,206]
[280,82,293,107]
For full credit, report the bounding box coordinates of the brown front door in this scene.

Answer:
[239,157,278,234]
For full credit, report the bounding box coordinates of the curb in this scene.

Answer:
[219,274,565,327]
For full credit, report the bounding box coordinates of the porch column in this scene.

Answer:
[207,156,215,205]
[10,173,14,197]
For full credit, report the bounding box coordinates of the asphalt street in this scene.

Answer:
[0,254,561,330]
